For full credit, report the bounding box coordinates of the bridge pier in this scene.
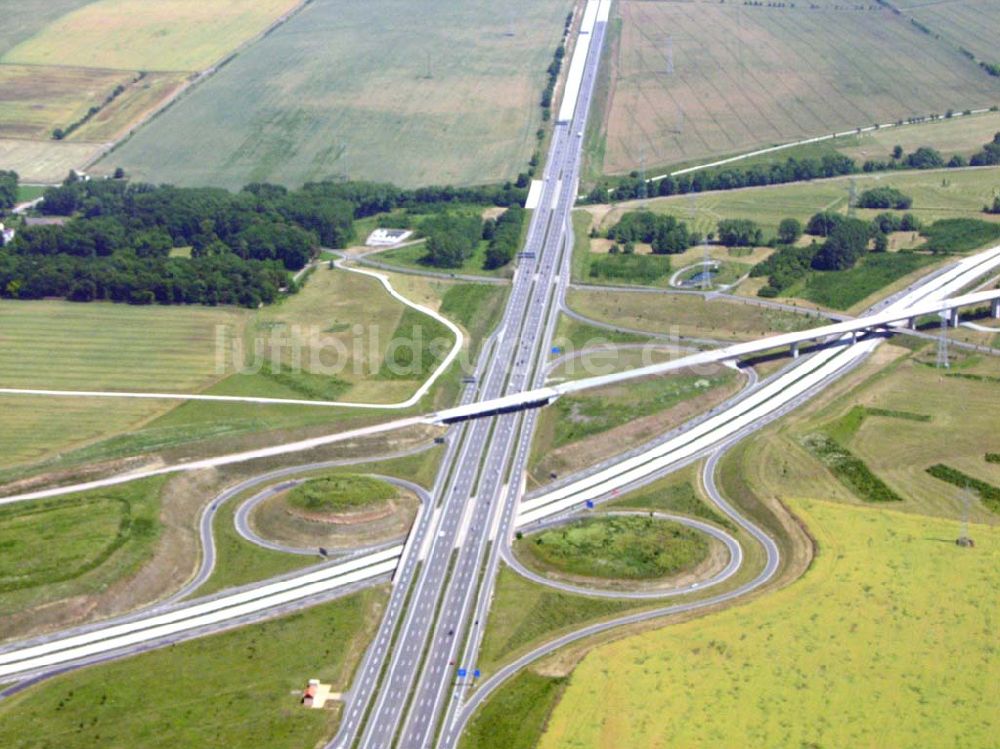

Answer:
[950,308,960,327]
[992,299,1000,319]
[908,316,917,329]
[791,342,800,359]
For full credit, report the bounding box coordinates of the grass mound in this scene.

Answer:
[518,515,709,580]
[286,475,396,514]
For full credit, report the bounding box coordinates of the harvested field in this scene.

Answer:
[0,137,101,183]
[599,0,1000,176]
[2,0,303,73]
[0,65,136,140]
[99,0,575,188]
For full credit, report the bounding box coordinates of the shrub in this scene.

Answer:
[857,186,912,210]
[920,219,1000,254]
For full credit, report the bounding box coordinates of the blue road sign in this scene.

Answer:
[585,500,594,509]
[551,346,561,354]
[457,668,467,678]
[473,669,481,679]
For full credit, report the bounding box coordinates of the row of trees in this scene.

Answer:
[0,251,288,307]
[595,132,1000,203]
[856,186,912,210]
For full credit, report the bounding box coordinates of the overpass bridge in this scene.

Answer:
[427,283,1000,425]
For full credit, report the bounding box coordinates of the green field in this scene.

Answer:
[517,515,710,580]
[460,671,568,749]
[795,252,938,310]
[375,241,510,279]
[565,287,815,340]
[478,566,644,675]
[0,264,450,478]
[0,300,244,470]
[98,0,573,189]
[906,0,1000,65]
[0,0,94,57]
[0,478,165,626]
[287,474,396,514]
[607,471,736,531]
[597,1,1000,176]
[536,498,999,749]
[0,587,386,749]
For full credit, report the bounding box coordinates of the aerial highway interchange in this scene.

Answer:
[1,1,999,746]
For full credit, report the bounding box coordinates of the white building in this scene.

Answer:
[0,222,15,246]
[366,228,413,247]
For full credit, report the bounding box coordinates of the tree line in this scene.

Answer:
[1,173,530,306]
[592,131,1000,203]
[0,171,16,212]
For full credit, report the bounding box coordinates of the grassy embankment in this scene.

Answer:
[516,515,710,581]
[529,362,738,486]
[0,477,165,623]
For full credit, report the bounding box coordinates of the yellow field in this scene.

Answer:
[538,498,999,749]
[2,0,303,73]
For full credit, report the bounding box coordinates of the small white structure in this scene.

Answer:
[0,222,14,246]
[366,228,412,247]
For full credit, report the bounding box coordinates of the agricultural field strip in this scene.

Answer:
[0,257,462,409]
[517,245,1000,523]
[500,510,742,599]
